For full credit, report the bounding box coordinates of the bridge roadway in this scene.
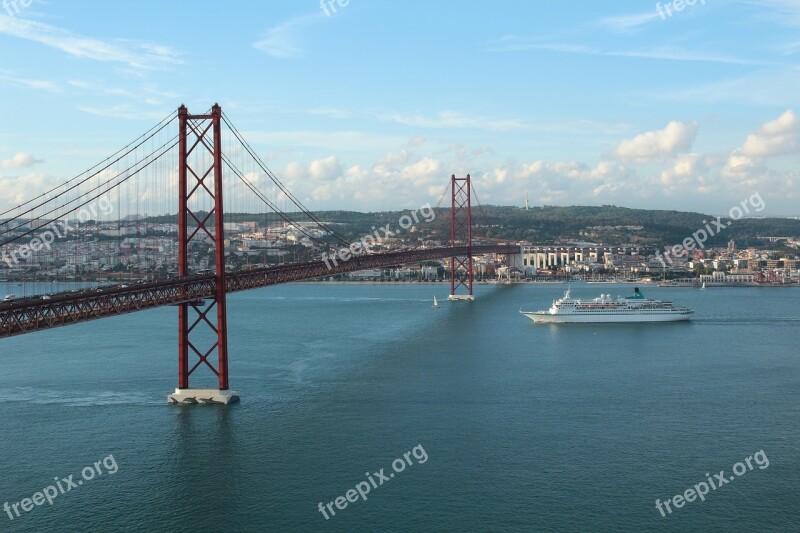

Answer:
[0,244,520,338]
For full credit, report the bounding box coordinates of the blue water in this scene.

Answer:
[0,281,101,299]
[0,282,798,531]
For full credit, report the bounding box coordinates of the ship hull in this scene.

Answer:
[521,312,692,323]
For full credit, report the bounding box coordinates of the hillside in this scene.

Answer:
[149,205,800,248]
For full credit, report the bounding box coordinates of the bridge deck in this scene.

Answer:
[0,245,519,338]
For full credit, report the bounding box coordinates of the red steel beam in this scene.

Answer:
[450,174,456,297]
[450,174,473,297]
[177,104,231,391]
[177,105,189,389]
[211,104,229,391]
[0,245,519,339]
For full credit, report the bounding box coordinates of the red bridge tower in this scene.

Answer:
[448,174,474,301]
[169,104,239,405]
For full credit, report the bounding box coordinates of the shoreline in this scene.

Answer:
[2,279,797,288]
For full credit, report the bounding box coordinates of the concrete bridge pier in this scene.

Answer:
[168,388,240,405]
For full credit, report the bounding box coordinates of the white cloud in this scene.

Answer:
[191,138,799,211]
[2,109,796,215]
[401,157,443,188]
[653,69,800,106]
[434,144,494,161]
[253,14,321,59]
[0,69,58,92]
[0,172,52,207]
[483,162,572,204]
[613,121,698,161]
[376,150,410,167]
[0,15,181,70]
[609,47,763,66]
[2,152,43,169]
[379,111,527,132]
[68,79,135,98]
[490,42,599,54]
[722,153,761,181]
[658,153,720,194]
[597,12,660,32]
[307,108,352,119]
[69,79,180,102]
[491,37,760,65]
[741,0,800,27]
[309,156,343,181]
[76,104,170,122]
[311,184,333,201]
[739,109,799,157]
[239,130,407,153]
[522,160,588,181]
[275,149,448,208]
[717,109,800,191]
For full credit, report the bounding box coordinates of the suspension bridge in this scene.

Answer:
[0,105,520,404]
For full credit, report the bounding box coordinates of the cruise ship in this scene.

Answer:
[520,287,693,323]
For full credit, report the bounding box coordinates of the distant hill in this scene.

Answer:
[462,205,800,247]
[147,205,800,248]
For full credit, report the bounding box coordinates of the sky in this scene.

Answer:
[0,0,799,216]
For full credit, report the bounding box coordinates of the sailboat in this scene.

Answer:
[432,295,439,308]
[700,282,706,290]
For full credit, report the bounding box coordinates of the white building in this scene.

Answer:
[700,272,756,284]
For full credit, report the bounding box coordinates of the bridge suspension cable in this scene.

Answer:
[0,111,177,225]
[221,112,354,247]
[470,185,490,239]
[0,134,179,247]
[226,158,338,252]
[185,118,341,253]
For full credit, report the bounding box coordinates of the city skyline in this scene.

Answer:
[0,1,799,215]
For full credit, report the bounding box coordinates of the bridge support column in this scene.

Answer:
[448,173,474,302]
[169,104,239,405]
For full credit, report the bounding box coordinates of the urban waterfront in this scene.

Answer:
[0,282,797,531]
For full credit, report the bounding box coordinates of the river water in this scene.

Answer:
[0,282,797,531]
